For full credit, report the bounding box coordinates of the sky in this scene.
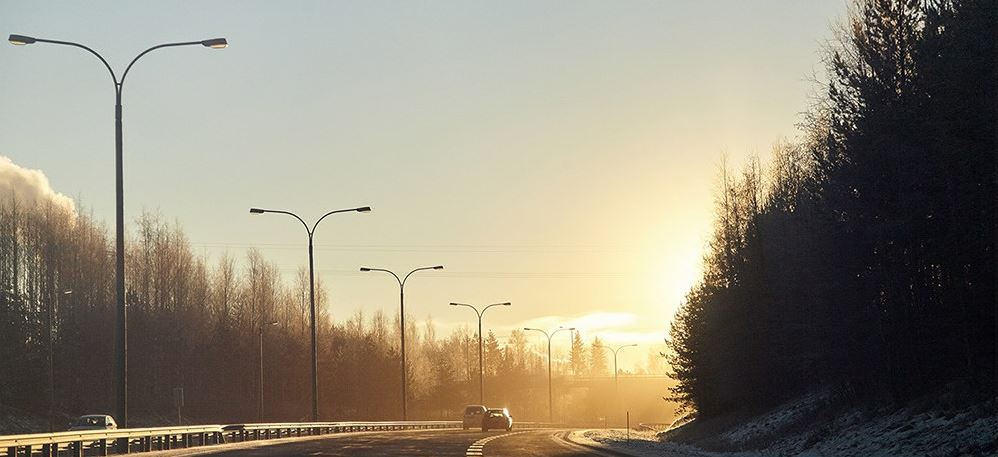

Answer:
[0,1,846,370]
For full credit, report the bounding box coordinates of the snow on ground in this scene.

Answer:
[791,403,997,457]
[574,393,997,457]
[572,429,709,457]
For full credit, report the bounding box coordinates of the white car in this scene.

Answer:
[69,415,118,431]
[481,408,513,432]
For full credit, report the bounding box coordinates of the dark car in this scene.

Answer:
[481,408,512,432]
[462,405,487,430]
[69,414,118,431]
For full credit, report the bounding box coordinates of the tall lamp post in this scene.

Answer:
[10,34,227,427]
[249,206,370,421]
[450,302,511,405]
[49,289,72,432]
[258,321,279,423]
[523,326,575,423]
[596,342,638,424]
[360,266,444,420]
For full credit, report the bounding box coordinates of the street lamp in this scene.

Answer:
[595,342,638,425]
[49,289,72,432]
[360,266,443,420]
[249,206,370,421]
[523,326,575,423]
[450,302,511,405]
[10,34,227,427]
[259,321,279,423]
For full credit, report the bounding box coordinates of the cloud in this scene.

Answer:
[0,156,76,216]
[518,312,637,334]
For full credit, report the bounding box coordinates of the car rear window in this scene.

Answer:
[76,417,102,426]
[464,406,484,414]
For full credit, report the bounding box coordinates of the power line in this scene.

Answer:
[275,268,636,279]
[190,242,643,254]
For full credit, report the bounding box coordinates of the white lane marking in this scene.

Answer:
[552,430,621,457]
[465,431,527,456]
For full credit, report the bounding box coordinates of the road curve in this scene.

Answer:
[140,428,612,457]
[480,429,618,456]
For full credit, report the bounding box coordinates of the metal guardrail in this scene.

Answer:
[1,425,224,456]
[2,420,564,456]
[221,421,460,442]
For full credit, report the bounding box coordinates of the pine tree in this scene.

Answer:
[589,337,608,376]
[569,331,587,376]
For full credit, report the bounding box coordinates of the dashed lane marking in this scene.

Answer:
[465,430,527,457]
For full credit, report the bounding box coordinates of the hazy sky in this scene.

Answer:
[0,1,845,370]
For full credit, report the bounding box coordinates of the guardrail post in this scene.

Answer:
[97,438,108,456]
[73,440,83,457]
[117,437,129,454]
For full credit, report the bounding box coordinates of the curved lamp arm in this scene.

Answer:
[249,208,310,236]
[9,35,117,89]
[552,327,576,340]
[402,265,444,286]
[9,35,228,95]
[480,302,511,317]
[618,343,639,352]
[450,302,479,317]
[249,206,369,238]
[523,327,550,340]
[313,206,371,235]
[360,267,402,286]
[120,41,202,88]
[596,343,638,356]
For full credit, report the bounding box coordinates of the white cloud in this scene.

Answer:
[0,156,76,216]
[519,312,637,333]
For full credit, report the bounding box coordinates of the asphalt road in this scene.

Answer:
[142,428,615,457]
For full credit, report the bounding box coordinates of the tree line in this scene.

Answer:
[667,0,995,417]
[0,202,662,430]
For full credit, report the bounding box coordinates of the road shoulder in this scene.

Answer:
[565,429,702,457]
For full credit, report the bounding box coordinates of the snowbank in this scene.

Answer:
[576,389,997,456]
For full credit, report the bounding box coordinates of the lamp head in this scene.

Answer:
[356,206,372,213]
[432,265,444,270]
[360,267,372,272]
[201,38,228,49]
[249,208,265,214]
[267,321,279,326]
[63,290,73,295]
[8,34,36,45]
[501,302,511,306]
